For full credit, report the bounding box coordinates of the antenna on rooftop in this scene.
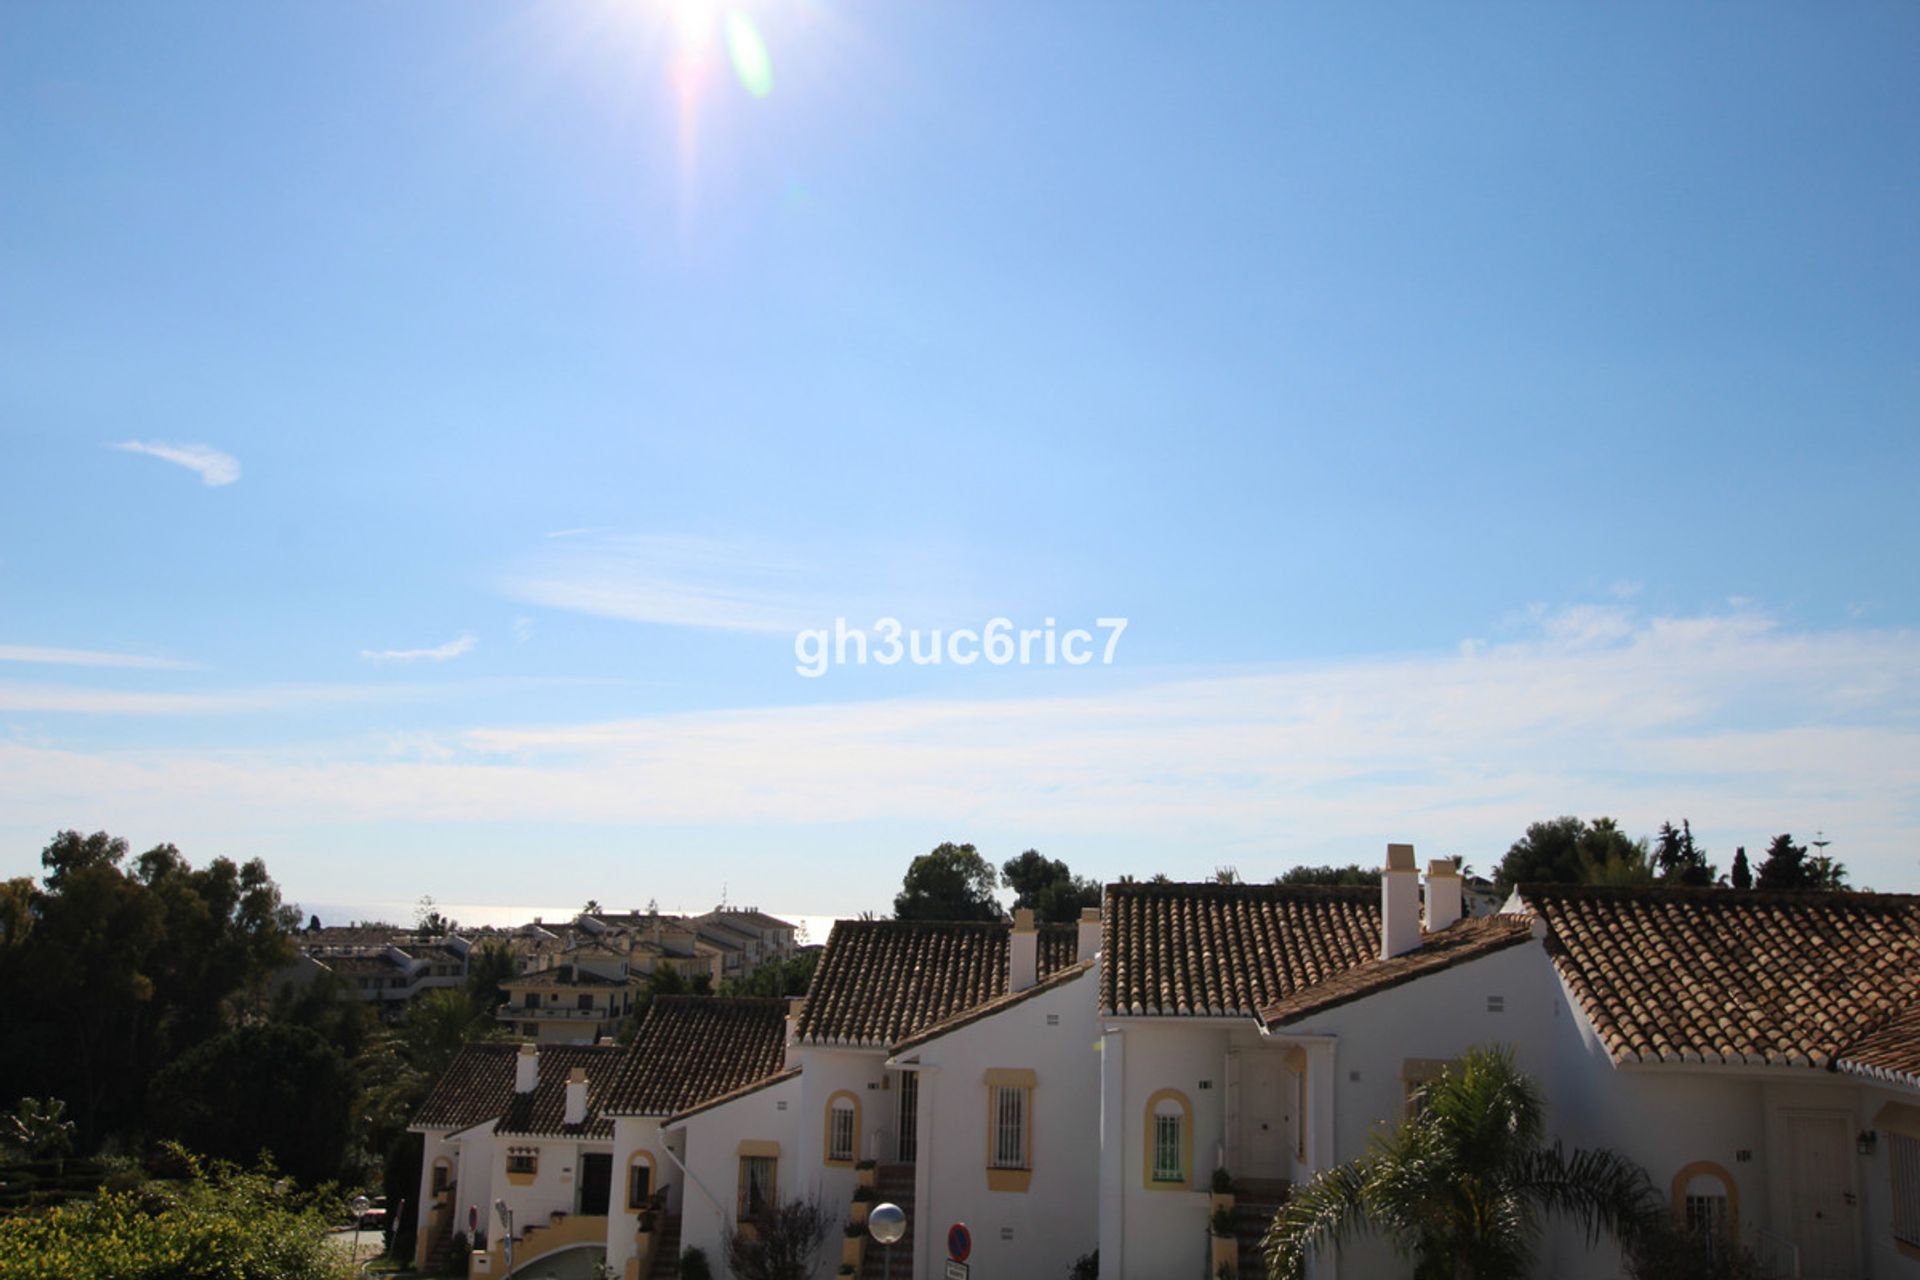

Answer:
[1811,830,1831,855]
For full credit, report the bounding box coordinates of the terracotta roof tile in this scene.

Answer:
[892,959,1096,1053]
[495,1043,625,1138]
[1262,915,1536,1027]
[1523,885,1920,1068]
[601,996,790,1116]
[795,920,1079,1046]
[1838,1001,1920,1089]
[412,1043,520,1131]
[665,1066,804,1126]
[1100,882,1382,1016]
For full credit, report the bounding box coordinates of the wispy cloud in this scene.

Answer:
[360,635,477,664]
[3,603,1915,889]
[0,682,424,716]
[111,441,241,486]
[502,534,834,634]
[0,644,193,671]
[512,617,534,644]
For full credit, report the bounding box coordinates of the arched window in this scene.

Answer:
[1143,1088,1194,1189]
[1671,1162,1738,1240]
[627,1150,656,1211]
[824,1092,861,1167]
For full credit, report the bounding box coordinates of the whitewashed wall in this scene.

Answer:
[904,970,1102,1280]
[606,1116,665,1276]
[664,1075,808,1275]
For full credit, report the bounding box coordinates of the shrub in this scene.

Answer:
[1211,1167,1235,1195]
[1210,1204,1237,1237]
[679,1245,714,1280]
[852,1184,878,1203]
[0,1148,353,1280]
[1069,1249,1098,1280]
[843,1220,866,1237]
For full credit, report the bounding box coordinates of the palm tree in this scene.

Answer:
[1262,1045,1656,1280]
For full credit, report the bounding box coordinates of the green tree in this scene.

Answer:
[0,1097,75,1165]
[893,842,1005,921]
[149,1022,356,1187]
[1729,847,1752,890]
[465,940,518,1013]
[1493,817,1644,894]
[1000,850,1101,923]
[1752,833,1846,891]
[1651,821,1715,887]
[1275,864,1383,888]
[718,951,820,998]
[1262,1045,1655,1280]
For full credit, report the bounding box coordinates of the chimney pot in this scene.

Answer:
[1381,842,1421,959]
[1425,859,1463,933]
[515,1042,539,1094]
[564,1067,588,1127]
[1009,909,1038,992]
[1076,905,1102,963]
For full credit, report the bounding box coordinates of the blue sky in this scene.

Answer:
[3,1,1916,922]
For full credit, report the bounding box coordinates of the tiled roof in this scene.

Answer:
[665,1066,803,1126]
[1100,882,1382,1016]
[794,920,1080,1046]
[1838,1002,1920,1090]
[601,996,790,1117]
[1262,915,1536,1027]
[412,1043,521,1131]
[495,1043,626,1139]
[893,959,1095,1052]
[1523,885,1920,1068]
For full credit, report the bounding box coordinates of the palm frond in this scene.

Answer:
[1261,1157,1375,1280]
[1512,1142,1661,1247]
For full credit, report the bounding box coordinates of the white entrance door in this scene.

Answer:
[1785,1110,1858,1279]
[1241,1054,1289,1180]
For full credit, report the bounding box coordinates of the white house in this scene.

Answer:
[415,847,1920,1280]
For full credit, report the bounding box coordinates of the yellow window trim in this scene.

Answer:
[1670,1160,1739,1238]
[984,1071,1034,1193]
[738,1139,781,1158]
[1142,1088,1194,1190]
[626,1150,656,1213]
[823,1090,862,1168]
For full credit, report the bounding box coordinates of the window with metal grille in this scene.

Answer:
[829,1100,856,1163]
[1893,1133,1920,1247]
[738,1155,776,1220]
[1152,1110,1183,1182]
[507,1150,537,1176]
[990,1085,1027,1169]
[627,1160,652,1210]
[1684,1193,1728,1239]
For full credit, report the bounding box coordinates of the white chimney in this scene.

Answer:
[1425,859,1463,933]
[1076,906,1102,963]
[515,1042,539,1093]
[784,996,805,1069]
[1381,843,1421,959]
[564,1067,588,1127]
[1010,908,1038,992]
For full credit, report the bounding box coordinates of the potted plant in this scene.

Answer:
[854,1158,878,1189]
[841,1220,865,1269]
[1209,1203,1239,1275]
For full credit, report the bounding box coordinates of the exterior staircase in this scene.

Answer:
[860,1163,915,1279]
[424,1233,455,1276]
[649,1214,682,1277]
[1231,1183,1288,1279]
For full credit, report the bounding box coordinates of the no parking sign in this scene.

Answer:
[947,1221,972,1262]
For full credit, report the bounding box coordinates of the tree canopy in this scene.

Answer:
[1275,864,1383,888]
[1000,849,1100,923]
[0,831,299,1153]
[1492,817,1645,894]
[893,842,1005,921]
[1754,833,1848,891]
[1650,820,1715,887]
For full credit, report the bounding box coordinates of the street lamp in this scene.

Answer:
[349,1195,371,1263]
[495,1198,515,1274]
[868,1201,906,1280]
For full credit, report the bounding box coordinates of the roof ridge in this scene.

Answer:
[1520,883,1920,908]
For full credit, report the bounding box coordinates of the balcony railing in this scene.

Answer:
[495,1006,609,1021]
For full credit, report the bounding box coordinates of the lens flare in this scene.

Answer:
[724,12,774,98]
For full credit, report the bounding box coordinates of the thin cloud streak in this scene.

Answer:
[2,604,1915,885]
[0,644,193,670]
[360,635,478,664]
[111,440,241,486]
